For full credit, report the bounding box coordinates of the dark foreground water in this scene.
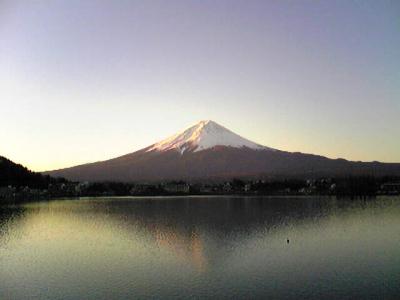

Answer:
[0,196,399,299]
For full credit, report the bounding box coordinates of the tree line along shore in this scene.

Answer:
[1,155,399,203]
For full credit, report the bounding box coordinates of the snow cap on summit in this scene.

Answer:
[147,120,273,154]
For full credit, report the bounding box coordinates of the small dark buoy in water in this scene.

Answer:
[287,238,289,244]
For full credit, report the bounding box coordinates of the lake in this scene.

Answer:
[0,196,399,299]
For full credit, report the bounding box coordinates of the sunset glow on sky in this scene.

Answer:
[1,0,399,171]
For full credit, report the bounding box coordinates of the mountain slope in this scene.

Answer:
[45,120,400,182]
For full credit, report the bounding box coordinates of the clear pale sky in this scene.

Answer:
[1,0,399,171]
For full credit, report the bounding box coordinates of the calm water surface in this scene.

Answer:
[0,196,399,299]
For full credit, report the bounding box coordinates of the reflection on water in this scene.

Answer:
[0,196,399,299]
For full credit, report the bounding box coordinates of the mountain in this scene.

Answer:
[146,120,272,153]
[0,156,56,188]
[45,120,400,182]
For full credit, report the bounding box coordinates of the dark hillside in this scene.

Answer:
[0,156,64,188]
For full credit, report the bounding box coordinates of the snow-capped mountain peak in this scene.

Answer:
[147,120,273,154]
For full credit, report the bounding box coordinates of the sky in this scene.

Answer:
[1,0,399,171]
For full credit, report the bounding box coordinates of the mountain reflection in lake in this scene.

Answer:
[0,196,399,299]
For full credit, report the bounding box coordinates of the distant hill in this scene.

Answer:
[45,120,400,182]
[0,156,61,188]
